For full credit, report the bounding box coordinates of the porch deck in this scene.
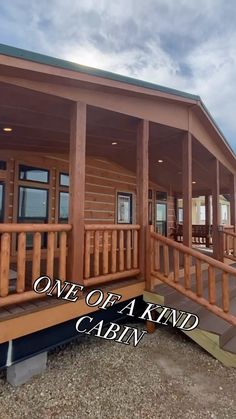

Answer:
[0,276,144,343]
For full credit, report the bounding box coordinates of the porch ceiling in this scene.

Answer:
[0,83,232,195]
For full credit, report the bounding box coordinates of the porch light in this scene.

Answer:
[112,142,117,145]
[157,159,163,163]
[192,181,196,184]
[3,127,12,132]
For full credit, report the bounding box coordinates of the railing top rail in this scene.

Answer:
[150,230,236,276]
[0,223,72,233]
[85,224,140,231]
[223,230,236,237]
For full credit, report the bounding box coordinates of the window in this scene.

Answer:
[18,186,48,249]
[19,165,49,183]
[0,182,4,222]
[59,173,69,187]
[156,191,167,201]
[59,191,69,222]
[0,161,6,170]
[117,192,133,224]
[221,204,228,224]
[200,205,206,222]
[178,208,183,224]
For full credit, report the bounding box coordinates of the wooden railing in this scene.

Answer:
[147,226,236,326]
[84,224,140,286]
[173,224,212,245]
[0,223,71,307]
[222,228,236,261]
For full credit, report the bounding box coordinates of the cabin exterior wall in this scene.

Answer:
[0,151,175,235]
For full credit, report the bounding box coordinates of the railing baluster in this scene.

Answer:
[94,230,100,277]
[46,231,55,278]
[111,230,117,273]
[59,231,67,281]
[184,254,190,290]
[226,234,230,255]
[163,244,169,277]
[32,232,41,281]
[133,229,138,269]
[195,259,202,297]
[154,240,160,271]
[17,232,26,293]
[126,230,131,270]
[84,230,91,279]
[234,236,236,258]
[103,230,109,274]
[119,230,124,271]
[208,266,216,304]
[222,272,229,312]
[173,248,179,282]
[0,233,10,297]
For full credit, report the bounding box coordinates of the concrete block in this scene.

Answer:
[7,352,47,386]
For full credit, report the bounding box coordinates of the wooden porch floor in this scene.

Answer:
[0,277,145,344]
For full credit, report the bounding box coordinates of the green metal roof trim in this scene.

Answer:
[0,43,235,158]
[0,43,200,101]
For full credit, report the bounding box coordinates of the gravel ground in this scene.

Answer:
[0,323,236,419]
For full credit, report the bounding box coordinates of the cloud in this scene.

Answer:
[1,0,236,149]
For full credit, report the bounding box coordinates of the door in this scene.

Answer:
[156,202,167,235]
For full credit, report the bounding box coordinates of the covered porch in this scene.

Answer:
[0,82,235,307]
[0,49,236,343]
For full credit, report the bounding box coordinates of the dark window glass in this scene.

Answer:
[156,191,167,201]
[59,192,69,222]
[0,183,4,222]
[0,161,6,170]
[19,165,49,183]
[18,187,48,221]
[59,173,69,187]
[18,186,48,249]
[148,189,152,199]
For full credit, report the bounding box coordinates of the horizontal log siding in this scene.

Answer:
[0,152,172,226]
[85,157,136,223]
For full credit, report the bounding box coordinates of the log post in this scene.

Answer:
[230,174,236,232]
[136,120,149,278]
[182,132,192,247]
[205,195,211,248]
[67,102,86,283]
[212,159,221,260]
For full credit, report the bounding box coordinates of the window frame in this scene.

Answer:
[19,164,50,184]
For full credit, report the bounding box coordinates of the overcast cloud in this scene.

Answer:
[0,0,236,149]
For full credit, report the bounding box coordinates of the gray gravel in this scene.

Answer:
[0,323,236,419]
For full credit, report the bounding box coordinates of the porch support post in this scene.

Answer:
[182,132,192,247]
[212,159,221,259]
[205,195,211,248]
[136,119,149,278]
[68,102,86,283]
[230,174,236,232]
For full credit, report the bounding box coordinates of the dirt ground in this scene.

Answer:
[0,323,235,419]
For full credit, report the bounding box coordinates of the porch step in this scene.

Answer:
[143,270,236,367]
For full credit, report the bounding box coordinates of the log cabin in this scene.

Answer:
[1,43,236,373]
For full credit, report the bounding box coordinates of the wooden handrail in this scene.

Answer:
[85,224,140,231]
[0,223,72,232]
[0,223,71,307]
[222,230,236,238]
[148,227,236,326]
[151,230,236,276]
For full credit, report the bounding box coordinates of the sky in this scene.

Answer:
[0,0,236,150]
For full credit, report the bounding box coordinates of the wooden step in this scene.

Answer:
[144,276,236,367]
